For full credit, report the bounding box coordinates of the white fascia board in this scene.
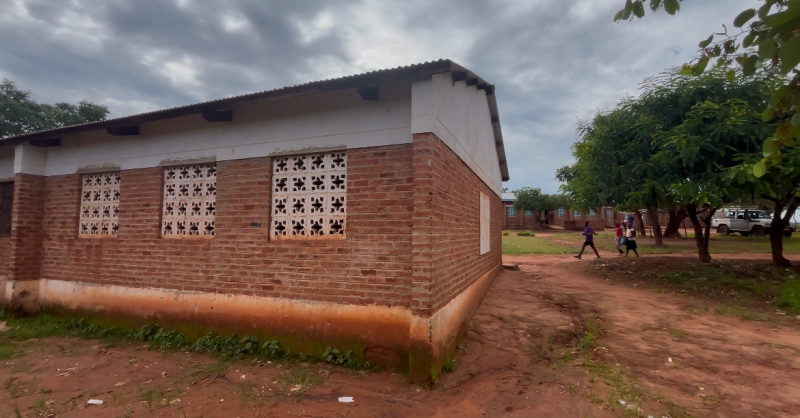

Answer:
[42,81,413,176]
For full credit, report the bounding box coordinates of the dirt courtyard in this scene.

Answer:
[2,253,800,417]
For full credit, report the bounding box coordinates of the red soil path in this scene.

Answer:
[2,253,799,417]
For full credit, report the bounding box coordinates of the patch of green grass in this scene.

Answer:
[548,232,683,254]
[777,279,800,315]
[684,305,710,315]
[630,263,791,305]
[669,328,688,339]
[713,304,768,321]
[502,235,574,255]
[0,314,378,374]
[0,343,23,360]
[139,385,168,410]
[32,397,47,412]
[577,317,604,353]
[189,361,229,377]
[276,367,325,396]
[699,234,800,254]
[442,357,457,373]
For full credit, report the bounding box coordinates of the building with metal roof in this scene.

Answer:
[0,60,506,383]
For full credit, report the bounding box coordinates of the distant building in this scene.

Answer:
[502,193,617,231]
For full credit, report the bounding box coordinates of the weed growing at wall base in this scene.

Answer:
[0,313,376,370]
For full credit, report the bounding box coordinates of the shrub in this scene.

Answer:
[517,230,535,237]
[503,231,509,236]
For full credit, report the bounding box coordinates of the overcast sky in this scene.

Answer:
[0,0,754,193]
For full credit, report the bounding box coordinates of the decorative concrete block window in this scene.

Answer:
[524,210,533,218]
[0,182,12,236]
[271,151,347,239]
[507,206,515,217]
[161,163,216,238]
[557,208,565,218]
[573,209,581,218]
[79,173,121,237]
[589,209,597,218]
[479,191,490,255]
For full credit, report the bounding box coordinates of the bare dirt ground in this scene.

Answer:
[3,253,800,417]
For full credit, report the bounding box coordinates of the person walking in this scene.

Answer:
[574,221,600,259]
[625,222,639,257]
[614,221,624,256]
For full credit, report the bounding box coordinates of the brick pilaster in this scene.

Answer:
[409,133,436,383]
[5,173,46,311]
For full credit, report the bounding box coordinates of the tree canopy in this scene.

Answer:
[561,69,781,262]
[0,79,108,139]
[513,187,571,228]
[615,0,800,179]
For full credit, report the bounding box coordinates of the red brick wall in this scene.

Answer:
[411,133,502,315]
[9,174,45,281]
[39,144,415,308]
[502,202,538,230]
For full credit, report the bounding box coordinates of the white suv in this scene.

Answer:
[711,209,792,237]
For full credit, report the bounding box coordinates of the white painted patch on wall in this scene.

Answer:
[480,191,490,255]
[0,146,14,180]
[14,144,46,175]
[411,73,503,197]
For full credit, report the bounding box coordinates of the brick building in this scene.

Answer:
[550,206,617,230]
[501,193,537,230]
[501,192,617,231]
[0,60,509,382]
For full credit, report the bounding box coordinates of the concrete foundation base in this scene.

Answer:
[3,270,499,383]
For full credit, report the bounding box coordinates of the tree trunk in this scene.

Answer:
[770,200,798,267]
[633,209,647,237]
[686,204,712,263]
[663,207,687,238]
[647,207,664,246]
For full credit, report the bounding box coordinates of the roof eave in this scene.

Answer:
[0,59,510,182]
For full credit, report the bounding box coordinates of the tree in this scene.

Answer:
[513,187,571,229]
[561,99,663,244]
[729,146,800,266]
[563,69,775,263]
[0,79,108,138]
[614,0,800,179]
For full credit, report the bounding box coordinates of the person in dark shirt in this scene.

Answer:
[574,221,600,259]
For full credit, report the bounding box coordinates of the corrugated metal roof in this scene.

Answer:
[0,59,509,181]
[502,192,516,202]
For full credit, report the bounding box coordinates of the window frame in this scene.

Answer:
[524,210,533,218]
[557,208,565,218]
[160,163,217,239]
[78,172,121,238]
[507,206,516,217]
[573,209,581,218]
[588,209,597,218]
[270,152,348,240]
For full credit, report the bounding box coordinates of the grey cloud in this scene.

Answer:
[0,0,754,193]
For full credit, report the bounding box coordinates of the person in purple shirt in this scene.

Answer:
[574,221,600,259]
